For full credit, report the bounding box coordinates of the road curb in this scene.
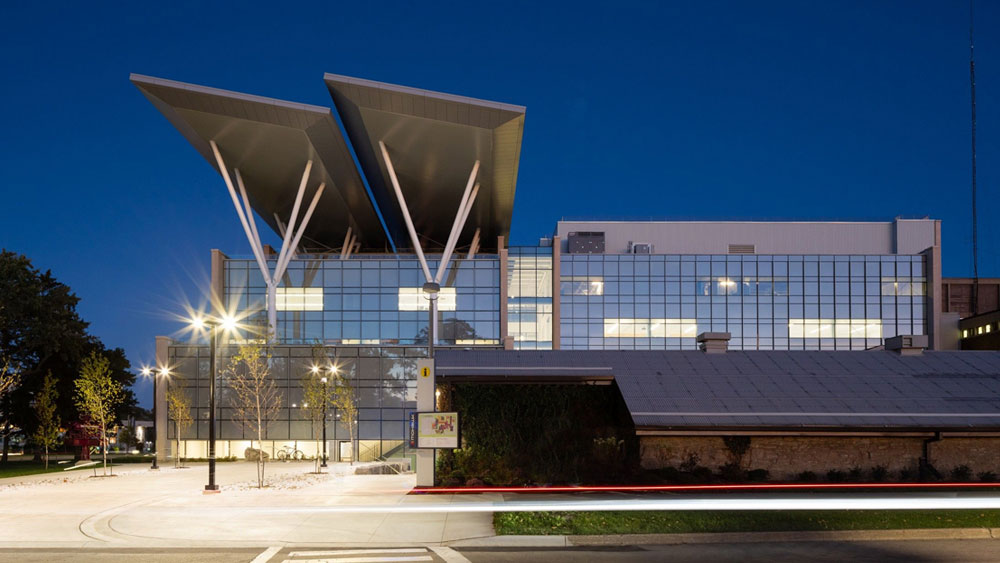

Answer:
[448,527,999,548]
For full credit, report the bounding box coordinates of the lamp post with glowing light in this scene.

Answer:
[311,363,338,468]
[141,365,170,470]
[189,314,237,492]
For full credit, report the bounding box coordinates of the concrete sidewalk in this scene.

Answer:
[0,461,496,548]
[4,465,999,550]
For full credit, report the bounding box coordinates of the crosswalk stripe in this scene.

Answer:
[289,549,428,557]
[252,546,282,563]
[428,546,471,563]
[282,557,432,563]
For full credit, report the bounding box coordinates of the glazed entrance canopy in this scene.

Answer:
[131,73,525,253]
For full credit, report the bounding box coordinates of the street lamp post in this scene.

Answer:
[206,321,218,491]
[320,374,328,468]
[190,314,236,493]
[423,282,439,358]
[141,366,171,470]
[311,362,339,469]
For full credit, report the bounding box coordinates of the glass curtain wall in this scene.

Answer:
[507,247,553,349]
[224,255,501,346]
[165,344,423,460]
[560,254,927,350]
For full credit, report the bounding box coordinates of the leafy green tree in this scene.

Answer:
[166,383,192,467]
[74,352,124,476]
[118,426,136,451]
[0,250,135,463]
[33,372,61,469]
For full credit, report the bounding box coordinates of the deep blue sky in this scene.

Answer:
[1,1,997,407]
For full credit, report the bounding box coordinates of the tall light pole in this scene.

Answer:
[320,373,328,468]
[311,363,338,469]
[423,282,439,358]
[190,314,236,492]
[141,366,170,470]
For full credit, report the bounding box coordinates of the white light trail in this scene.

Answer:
[159,495,1000,514]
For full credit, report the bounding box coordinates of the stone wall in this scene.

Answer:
[640,435,1000,479]
[929,438,1000,475]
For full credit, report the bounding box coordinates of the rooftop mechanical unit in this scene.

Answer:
[568,232,605,254]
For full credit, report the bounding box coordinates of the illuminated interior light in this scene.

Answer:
[273,287,323,311]
[789,319,882,339]
[604,319,697,338]
[398,287,457,311]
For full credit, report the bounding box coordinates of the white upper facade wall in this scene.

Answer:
[556,218,940,255]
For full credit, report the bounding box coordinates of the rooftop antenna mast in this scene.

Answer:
[970,0,980,314]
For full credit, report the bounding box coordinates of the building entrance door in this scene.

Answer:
[339,440,353,462]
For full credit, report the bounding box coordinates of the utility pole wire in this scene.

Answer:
[970,0,979,314]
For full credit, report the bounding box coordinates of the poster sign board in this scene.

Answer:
[409,411,460,449]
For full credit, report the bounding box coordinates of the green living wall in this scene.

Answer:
[435,383,637,486]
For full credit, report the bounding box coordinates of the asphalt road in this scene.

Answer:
[3,541,1000,562]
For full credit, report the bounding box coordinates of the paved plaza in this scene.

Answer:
[0,461,496,548]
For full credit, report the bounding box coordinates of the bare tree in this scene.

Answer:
[33,371,59,469]
[225,343,280,488]
[166,382,193,468]
[74,351,123,476]
[333,375,358,465]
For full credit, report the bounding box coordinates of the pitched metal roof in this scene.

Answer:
[133,73,526,254]
[130,74,391,251]
[434,350,1000,431]
[325,74,525,252]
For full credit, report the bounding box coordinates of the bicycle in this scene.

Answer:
[275,444,304,462]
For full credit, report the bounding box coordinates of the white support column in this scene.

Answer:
[466,227,481,259]
[458,183,479,234]
[273,213,288,239]
[339,226,353,260]
[379,141,433,283]
[274,183,326,282]
[235,170,268,264]
[210,141,272,287]
[435,162,480,283]
[274,161,314,277]
[432,293,439,346]
[267,283,278,338]
[435,182,479,284]
[343,232,357,260]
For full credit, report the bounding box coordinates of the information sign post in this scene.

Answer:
[415,358,435,486]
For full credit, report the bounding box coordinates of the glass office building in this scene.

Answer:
[559,253,926,351]
[136,73,944,462]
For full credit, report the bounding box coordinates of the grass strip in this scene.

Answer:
[0,457,156,479]
[494,510,1000,535]
[0,463,66,479]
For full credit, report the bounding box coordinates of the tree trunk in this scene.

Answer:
[44,444,48,470]
[256,428,264,488]
[175,420,180,468]
[1,421,10,464]
[102,427,108,476]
